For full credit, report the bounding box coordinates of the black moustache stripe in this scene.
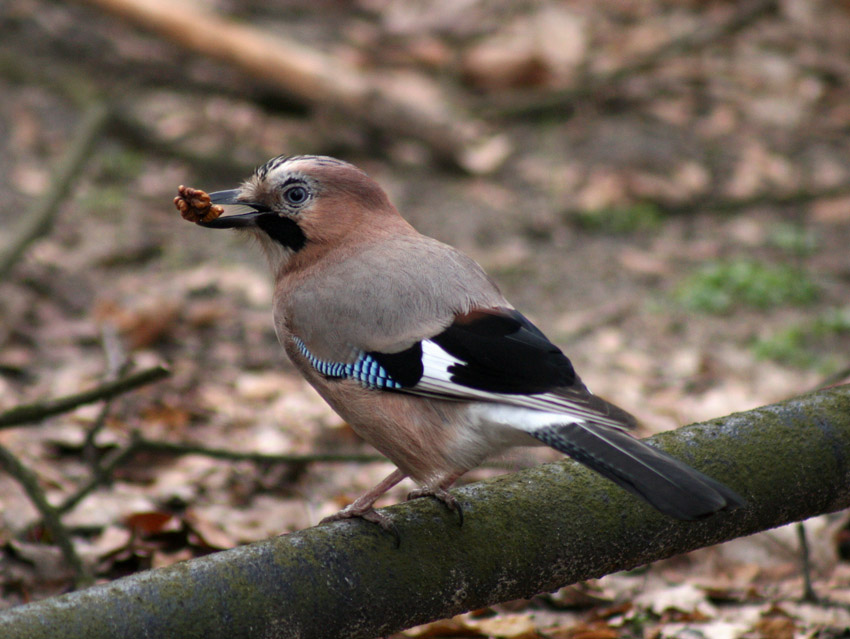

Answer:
[256,214,307,251]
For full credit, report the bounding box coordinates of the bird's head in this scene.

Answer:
[200,155,402,274]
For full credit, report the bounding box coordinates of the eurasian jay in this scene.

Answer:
[175,154,743,531]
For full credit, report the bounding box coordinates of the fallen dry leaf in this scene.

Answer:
[124,511,175,536]
[464,613,537,638]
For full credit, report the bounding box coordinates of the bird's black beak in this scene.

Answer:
[199,189,270,228]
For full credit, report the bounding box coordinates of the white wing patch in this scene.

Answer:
[412,340,629,431]
[415,339,465,391]
[466,403,585,432]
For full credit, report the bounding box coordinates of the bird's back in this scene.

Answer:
[279,233,507,359]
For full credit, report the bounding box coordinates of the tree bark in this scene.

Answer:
[1,385,849,639]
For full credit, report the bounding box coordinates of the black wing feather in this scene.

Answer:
[368,342,423,388]
[430,308,577,394]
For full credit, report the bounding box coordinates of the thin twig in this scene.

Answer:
[58,434,386,516]
[656,182,850,217]
[0,443,93,588]
[58,435,144,516]
[57,434,386,517]
[0,365,170,429]
[481,0,778,118]
[133,436,385,465]
[0,102,111,279]
[107,109,256,179]
[83,324,131,466]
[559,181,850,222]
[796,522,819,602]
[0,50,254,181]
[809,365,850,392]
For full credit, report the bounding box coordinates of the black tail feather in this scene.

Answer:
[531,422,745,520]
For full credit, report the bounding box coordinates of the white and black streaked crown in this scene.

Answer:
[254,155,353,181]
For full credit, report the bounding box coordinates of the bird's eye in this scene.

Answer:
[284,185,308,206]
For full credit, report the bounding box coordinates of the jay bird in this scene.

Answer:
[175,154,743,531]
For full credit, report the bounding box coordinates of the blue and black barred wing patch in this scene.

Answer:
[292,307,634,431]
[293,337,422,390]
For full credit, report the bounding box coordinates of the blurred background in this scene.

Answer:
[1,0,850,634]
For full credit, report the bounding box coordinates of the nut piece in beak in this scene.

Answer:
[174,185,224,224]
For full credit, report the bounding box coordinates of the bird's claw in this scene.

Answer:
[407,487,464,527]
[321,507,401,547]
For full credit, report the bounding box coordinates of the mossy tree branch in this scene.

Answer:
[1,385,849,639]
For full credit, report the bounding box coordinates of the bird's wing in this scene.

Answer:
[298,305,744,520]
[375,307,637,431]
[293,305,636,432]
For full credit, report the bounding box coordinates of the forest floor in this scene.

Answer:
[2,0,850,636]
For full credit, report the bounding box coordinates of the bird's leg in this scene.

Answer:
[321,468,406,541]
[407,472,465,526]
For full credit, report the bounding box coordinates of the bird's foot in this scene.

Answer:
[321,506,400,547]
[407,487,464,527]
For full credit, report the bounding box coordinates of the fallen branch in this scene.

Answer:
[0,365,170,429]
[75,0,510,173]
[0,102,111,280]
[1,384,848,639]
